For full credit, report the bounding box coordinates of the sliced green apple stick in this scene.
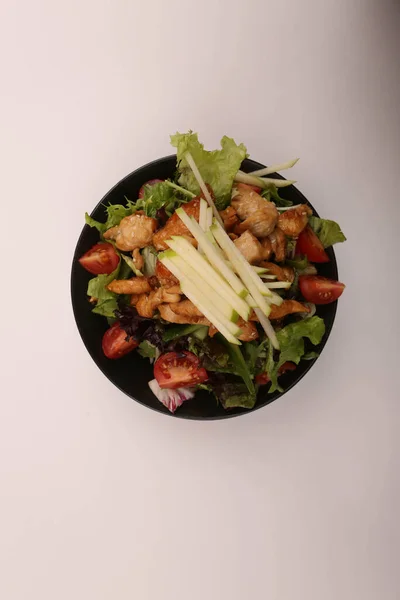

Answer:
[264,281,291,289]
[210,221,273,314]
[199,198,208,232]
[175,208,248,298]
[159,254,241,345]
[206,206,213,229]
[167,252,239,323]
[249,158,299,177]
[166,236,250,320]
[254,308,279,350]
[234,171,296,189]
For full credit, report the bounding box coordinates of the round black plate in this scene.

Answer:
[71,155,339,419]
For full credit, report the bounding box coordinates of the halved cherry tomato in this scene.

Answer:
[138,179,164,199]
[296,226,329,263]
[102,323,138,359]
[154,351,208,389]
[255,362,297,385]
[79,242,120,275]
[299,275,345,305]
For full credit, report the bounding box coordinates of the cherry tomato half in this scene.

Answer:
[255,362,297,385]
[79,242,120,275]
[299,275,345,305]
[102,323,138,359]
[138,179,164,199]
[296,226,329,263]
[154,351,208,389]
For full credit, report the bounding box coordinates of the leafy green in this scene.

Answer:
[121,253,142,276]
[216,334,255,394]
[269,316,325,393]
[87,264,120,300]
[142,246,158,276]
[105,202,135,229]
[92,298,119,317]
[137,181,182,217]
[163,324,207,343]
[188,336,232,373]
[309,216,346,248]
[85,213,106,233]
[215,383,257,410]
[286,255,309,270]
[170,131,247,209]
[262,185,293,207]
[137,340,157,359]
[302,351,319,360]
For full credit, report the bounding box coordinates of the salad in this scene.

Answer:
[78,132,346,413]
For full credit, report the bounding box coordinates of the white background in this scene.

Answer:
[0,1,399,598]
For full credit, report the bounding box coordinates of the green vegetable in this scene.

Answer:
[105,202,135,229]
[269,316,326,393]
[302,351,319,360]
[87,264,120,300]
[215,383,257,410]
[170,131,247,209]
[138,181,182,217]
[85,213,106,233]
[142,246,158,276]
[92,298,119,317]
[163,324,207,343]
[261,185,293,207]
[216,334,255,394]
[137,340,157,359]
[309,216,346,248]
[286,255,309,270]
[121,253,143,277]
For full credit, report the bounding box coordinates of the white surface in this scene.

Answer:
[0,1,399,598]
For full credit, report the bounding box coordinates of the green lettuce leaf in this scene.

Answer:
[120,253,142,277]
[92,298,119,317]
[309,216,346,248]
[163,324,207,342]
[137,340,157,359]
[215,383,257,410]
[170,131,247,209]
[261,185,293,207]
[87,263,120,300]
[269,316,325,393]
[216,334,255,394]
[137,181,182,217]
[85,213,106,233]
[142,246,158,276]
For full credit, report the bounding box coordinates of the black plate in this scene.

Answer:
[71,156,338,420]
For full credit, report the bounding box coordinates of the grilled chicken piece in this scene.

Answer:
[132,248,144,271]
[268,227,287,262]
[260,262,295,282]
[232,183,278,238]
[158,303,210,325]
[107,277,153,295]
[268,300,310,320]
[135,287,182,318]
[219,206,239,232]
[209,318,258,341]
[104,214,157,251]
[167,299,204,319]
[155,260,179,287]
[152,198,201,251]
[234,230,263,264]
[277,204,312,238]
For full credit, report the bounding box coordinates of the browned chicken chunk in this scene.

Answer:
[219,206,239,232]
[152,198,200,251]
[259,262,295,282]
[155,260,179,287]
[106,277,152,295]
[210,318,258,342]
[234,230,263,264]
[104,214,157,251]
[158,302,210,325]
[232,183,278,238]
[132,248,144,271]
[268,227,287,262]
[268,300,310,320]
[277,204,312,238]
[135,287,182,318]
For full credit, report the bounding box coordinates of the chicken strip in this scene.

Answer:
[132,248,144,271]
[232,183,278,238]
[135,287,182,318]
[209,318,258,342]
[277,204,312,238]
[268,300,310,320]
[259,262,295,282]
[268,227,287,262]
[155,260,179,287]
[152,198,201,251]
[158,303,210,325]
[234,230,263,264]
[104,213,157,251]
[219,206,239,232]
[106,277,152,295]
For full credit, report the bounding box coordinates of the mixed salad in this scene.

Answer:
[79,132,346,413]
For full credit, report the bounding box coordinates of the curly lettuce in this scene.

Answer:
[170,131,247,209]
[309,216,346,248]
